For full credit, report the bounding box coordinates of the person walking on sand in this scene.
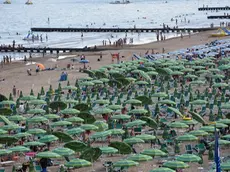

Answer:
[13,85,17,97]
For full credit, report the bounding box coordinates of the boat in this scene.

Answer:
[211,28,229,37]
[110,0,130,4]
[25,0,33,5]
[3,0,11,4]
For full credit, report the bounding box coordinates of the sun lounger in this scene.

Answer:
[185,145,193,154]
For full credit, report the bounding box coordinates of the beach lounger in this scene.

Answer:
[35,165,41,172]
[185,145,193,154]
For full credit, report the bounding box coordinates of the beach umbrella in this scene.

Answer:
[80,81,94,86]
[181,119,198,125]
[0,149,12,156]
[200,126,219,133]
[210,139,230,145]
[64,141,88,152]
[127,154,152,162]
[100,78,110,83]
[80,124,98,131]
[93,121,108,132]
[39,135,58,143]
[184,74,198,79]
[107,105,122,110]
[126,120,146,128]
[8,115,26,121]
[94,99,110,105]
[44,114,60,119]
[189,130,209,136]
[27,116,48,123]
[108,129,125,135]
[52,147,75,156]
[50,121,72,127]
[36,151,61,158]
[90,130,111,139]
[124,138,145,145]
[60,108,80,115]
[135,134,156,141]
[79,77,93,81]
[221,104,230,109]
[9,146,30,153]
[91,80,103,85]
[168,122,189,129]
[150,167,175,172]
[27,128,46,135]
[99,147,118,154]
[159,99,176,105]
[66,128,85,135]
[0,129,7,134]
[177,134,198,142]
[212,83,228,87]
[64,158,91,168]
[209,122,228,128]
[181,68,194,72]
[124,99,142,105]
[222,134,230,140]
[128,109,148,114]
[167,107,183,117]
[189,80,205,85]
[27,108,46,114]
[146,71,158,76]
[65,117,84,123]
[141,149,167,157]
[126,77,137,82]
[218,119,230,124]
[63,99,78,104]
[163,161,189,169]
[29,99,47,105]
[152,92,168,98]
[210,74,225,79]
[0,100,16,105]
[63,85,78,90]
[93,108,113,115]
[190,100,207,105]
[135,81,149,85]
[20,96,37,101]
[111,114,130,120]
[221,162,230,171]
[23,141,45,146]
[14,132,32,138]
[171,71,184,75]
[176,154,201,162]
[189,111,205,124]
[1,124,20,130]
[113,160,139,167]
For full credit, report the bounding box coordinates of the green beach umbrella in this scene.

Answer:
[189,130,209,136]
[27,116,48,123]
[108,129,125,135]
[80,81,94,86]
[167,107,183,117]
[181,119,198,125]
[93,108,113,115]
[159,99,176,105]
[93,121,108,131]
[107,105,122,110]
[125,99,142,105]
[65,117,84,123]
[27,108,46,114]
[209,122,228,128]
[8,115,26,121]
[176,154,201,162]
[100,78,110,83]
[128,109,148,114]
[135,81,149,85]
[50,121,72,127]
[0,149,12,156]
[189,80,205,85]
[181,68,194,72]
[44,114,60,119]
[0,129,7,134]
[126,120,146,128]
[127,154,152,162]
[64,158,91,168]
[135,134,156,141]
[80,124,98,131]
[210,139,230,145]
[141,149,167,157]
[189,111,206,124]
[177,134,198,142]
[222,134,230,140]
[163,160,189,169]
[221,104,230,110]
[29,99,47,105]
[212,83,228,88]
[52,147,75,156]
[94,99,110,105]
[113,160,139,167]
[190,100,207,105]
[63,85,78,90]
[111,114,130,120]
[66,128,85,135]
[9,146,30,153]
[27,128,46,135]
[60,108,80,115]
[63,99,78,104]
[2,124,20,130]
[123,137,145,144]
[90,130,111,139]
[221,162,230,171]
[168,122,189,129]
[99,147,118,154]
[184,74,198,79]
[146,71,158,76]
[14,132,32,138]
[23,141,45,146]
[200,126,219,133]
[150,167,175,172]
[36,151,61,158]
[152,92,168,98]
[39,135,59,143]
[0,101,16,105]
[20,96,37,101]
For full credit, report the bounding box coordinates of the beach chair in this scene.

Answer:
[195,143,206,155]
[0,169,5,172]
[185,145,193,154]
[35,165,41,172]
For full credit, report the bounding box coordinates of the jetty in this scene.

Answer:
[30,27,216,33]
[207,15,230,19]
[198,6,230,11]
[0,47,105,54]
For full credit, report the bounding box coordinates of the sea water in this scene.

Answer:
[0,0,229,59]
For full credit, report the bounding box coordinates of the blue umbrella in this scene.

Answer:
[79,59,89,63]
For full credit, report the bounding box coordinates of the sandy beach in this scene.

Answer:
[0,30,228,96]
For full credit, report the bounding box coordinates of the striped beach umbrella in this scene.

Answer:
[93,121,108,132]
[0,149,12,156]
[181,119,198,125]
[63,85,78,90]
[8,115,26,121]
[167,107,183,117]
[108,129,125,135]
[210,139,230,145]
[93,108,113,115]
[218,119,230,124]
[163,161,189,169]
[0,101,16,105]
[20,96,37,101]
[14,132,32,138]
[27,108,46,114]
[1,124,20,130]
[9,146,30,153]
[126,120,146,128]
[27,128,46,135]
[50,121,72,127]
[200,126,219,133]
[222,134,230,140]
[99,147,118,154]
[52,147,75,156]
[0,129,7,134]
[107,105,122,110]
[189,130,209,136]
[60,108,80,115]
[168,122,189,129]
[27,116,48,123]
[221,162,230,171]
[66,128,85,135]
[135,134,156,141]
[127,154,152,162]
[176,154,201,162]
[29,99,47,105]
[64,158,91,168]
[65,117,84,123]
[94,99,110,105]
[150,168,175,172]
[90,130,111,139]
[113,160,139,167]
[177,134,198,142]
[44,114,60,119]
[128,109,148,114]
[36,151,61,158]
[39,135,58,143]
[124,138,145,145]
[80,124,98,131]
[125,99,142,105]
[209,122,228,129]
[141,149,167,157]
[111,114,130,120]
[24,141,45,146]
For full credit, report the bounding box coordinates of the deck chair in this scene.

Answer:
[185,145,193,154]
[195,143,206,155]
[35,165,41,172]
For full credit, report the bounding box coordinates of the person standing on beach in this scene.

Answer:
[13,85,17,97]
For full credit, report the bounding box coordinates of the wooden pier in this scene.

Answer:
[30,27,217,33]
[0,47,105,54]
[207,15,230,19]
[198,6,230,11]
